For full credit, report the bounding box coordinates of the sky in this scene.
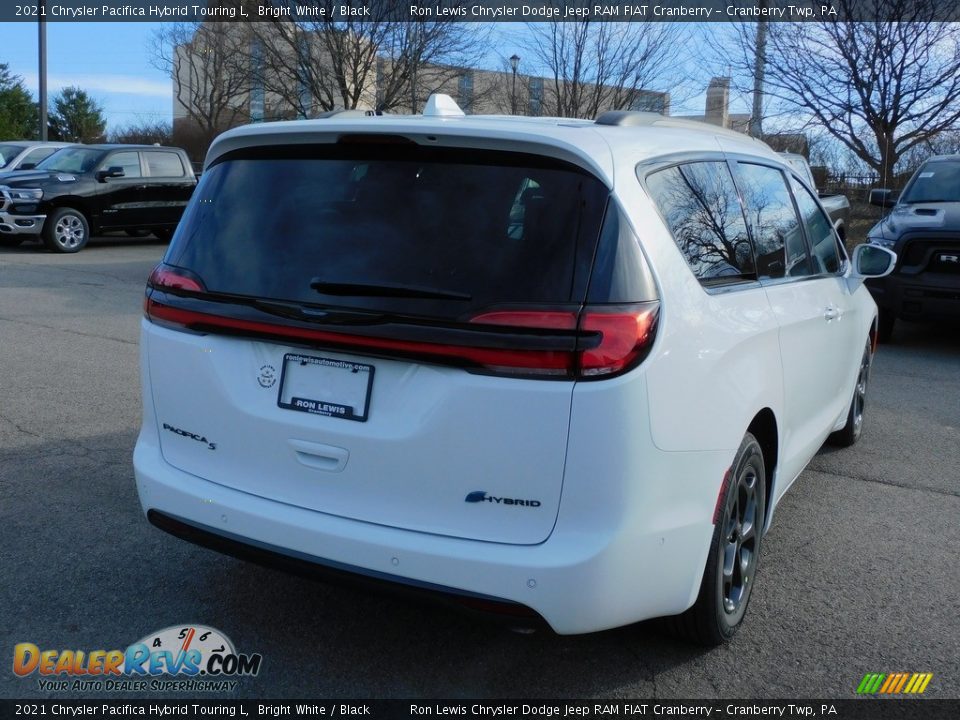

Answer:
[0,21,730,134]
[2,22,172,132]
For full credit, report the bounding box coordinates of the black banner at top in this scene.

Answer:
[3,0,960,23]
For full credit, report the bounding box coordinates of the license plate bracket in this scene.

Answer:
[277,353,374,422]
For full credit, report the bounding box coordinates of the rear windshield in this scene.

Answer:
[165,144,608,319]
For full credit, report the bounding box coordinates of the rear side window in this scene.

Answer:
[144,151,185,177]
[791,177,840,274]
[645,161,755,285]
[166,145,608,319]
[732,163,811,279]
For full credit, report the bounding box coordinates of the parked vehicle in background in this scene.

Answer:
[0,141,72,171]
[0,144,196,252]
[779,152,851,242]
[135,97,895,645]
[867,155,960,341]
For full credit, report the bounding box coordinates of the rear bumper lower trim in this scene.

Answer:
[147,509,544,623]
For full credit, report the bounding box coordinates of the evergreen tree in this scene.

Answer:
[48,86,106,143]
[0,63,37,139]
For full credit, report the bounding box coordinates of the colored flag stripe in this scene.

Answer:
[857,672,933,694]
[881,673,899,694]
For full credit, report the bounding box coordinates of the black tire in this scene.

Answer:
[877,310,895,343]
[125,229,152,238]
[669,432,766,646]
[153,227,174,242]
[0,237,24,248]
[42,207,89,253]
[828,338,872,448]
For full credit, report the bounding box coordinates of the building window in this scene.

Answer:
[529,77,543,117]
[458,73,474,113]
[249,38,264,123]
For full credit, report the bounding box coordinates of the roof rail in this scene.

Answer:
[314,109,385,119]
[595,111,664,127]
[595,110,771,144]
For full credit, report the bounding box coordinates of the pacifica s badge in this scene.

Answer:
[162,422,217,450]
[464,491,541,507]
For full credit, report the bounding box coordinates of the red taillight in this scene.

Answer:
[146,290,658,380]
[470,303,658,378]
[147,264,205,293]
[579,308,658,377]
[145,300,577,375]
[470,310,578,331]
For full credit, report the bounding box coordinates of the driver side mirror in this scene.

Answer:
[852,244,896,278]
[96,166,125,182]
[18,162,37,171]
[869,188,897,208]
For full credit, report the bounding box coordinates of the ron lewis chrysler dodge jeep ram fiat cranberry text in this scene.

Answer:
[134,96,895,644]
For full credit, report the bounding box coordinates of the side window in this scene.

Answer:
[144,151,185,178]
[21,147,58,166]
[790,176,840,274]
[645,161,755,285]
[732,162,811,279]
[105,151,142,178]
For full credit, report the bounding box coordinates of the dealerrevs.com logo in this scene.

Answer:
[13,625,262,692]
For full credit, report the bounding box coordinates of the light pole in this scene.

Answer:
[509,54,520,115]
[39,0,47,140]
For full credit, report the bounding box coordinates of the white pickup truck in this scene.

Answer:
[780,152,851,242]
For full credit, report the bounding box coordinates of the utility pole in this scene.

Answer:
[39,0,48,140]
[750,7,768,139]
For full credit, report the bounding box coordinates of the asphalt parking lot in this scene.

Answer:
[1,239,958,700]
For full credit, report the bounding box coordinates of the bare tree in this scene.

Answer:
[719,0,960,184]
[151,22,252,146]
[109,119,173,146]
[248,8,491,116]
[525,19,684,119]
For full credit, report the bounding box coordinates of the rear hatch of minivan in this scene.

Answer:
[143,138,626,545]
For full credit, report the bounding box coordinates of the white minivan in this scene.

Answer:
[134,97,895,644]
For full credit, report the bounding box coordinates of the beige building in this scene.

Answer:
[172,23,670,155]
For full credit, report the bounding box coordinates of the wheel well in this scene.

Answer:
[747,409,778,526]
[48,198,91,227]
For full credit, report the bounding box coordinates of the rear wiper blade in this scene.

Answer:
[252,299,386,325]
[310,279,471,301]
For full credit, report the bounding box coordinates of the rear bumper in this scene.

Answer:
[867,273,960,321]
[147,509,546,625]
[0,211,44,235]
[134,433,718,635]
